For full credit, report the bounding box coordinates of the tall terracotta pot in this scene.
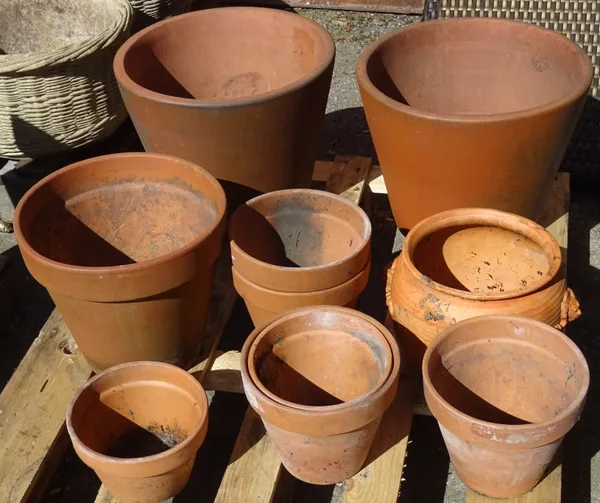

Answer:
[386,208,580,356]
[67,361,209,502]
[241,306,400,484]
[14,153,227,371]
[356,18,593,229]
[114,7,335,195]
[423,315,589,498]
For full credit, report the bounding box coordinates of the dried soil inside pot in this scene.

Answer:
[366,19,591,115]
[121,8,332,101]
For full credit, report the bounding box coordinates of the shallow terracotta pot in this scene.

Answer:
[423,315,589,498]
[14,153,226,371]
[357,18,593,229]
[114,7,335,194]
[386,208,581,352]
[241,306,400,484]
[233,260,370,326]
[67,361,209,502]
[229,189,371,292]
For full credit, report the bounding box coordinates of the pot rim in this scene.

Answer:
[113,6,336,109]
[66,361,209,469]
[422,314,590,444]
[401,207,562,300]
[246,305,393,411]
[14,152,227,276]
[229,188,372,276]
[356,17,593,124]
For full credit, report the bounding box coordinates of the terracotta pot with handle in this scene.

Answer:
[423,315,589,498]
[14,153,227,371]
[241,306,400,484]
[386,208,580,357]
[67,361,209,502]
[357,18,593,229]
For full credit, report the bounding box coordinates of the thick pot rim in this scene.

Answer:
[14,152,227,277]
[422,314,590,447]
[113,6,336,109]
[246,304,393,411]
[229,188,372,277]
[240,306,401,434]
[66,361,209,475]
[401,207,562,301]
[356,17,593,124]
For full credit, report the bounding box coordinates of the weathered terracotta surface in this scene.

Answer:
[229,189,371,292]
[423,315,589,498]
[233,261,370,326]
[357,18,593,229]
[241,306,400,484]
[114,7,335,195]
[386,208,581,352]
[67,361,209,503]
[14,153,226,371]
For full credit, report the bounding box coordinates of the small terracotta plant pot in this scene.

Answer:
[386,208,581,352]
[241,306,400,484]
[423,315,589,498]
[67,361,209,503]
[229,189,372,292]
[357,18,593,228]
[14,153,227,371]
[114,7,335,194]
[233,261,370,326]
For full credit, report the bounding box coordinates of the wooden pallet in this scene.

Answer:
[0,156,569,503]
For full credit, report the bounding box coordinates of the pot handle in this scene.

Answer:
[555,287,581,330]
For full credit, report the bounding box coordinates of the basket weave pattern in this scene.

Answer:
[130,0,193,31]
[0,0,132,159]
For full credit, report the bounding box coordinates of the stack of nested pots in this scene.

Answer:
[229,189,372,326]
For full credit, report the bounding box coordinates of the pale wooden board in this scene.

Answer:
[0,310,92,503]
[214,156,373,503]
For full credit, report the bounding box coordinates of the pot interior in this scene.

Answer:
[251,310,391,407]
[71,371,204,458]
[122,9,331,101]
[412,224,553,295]
[366,20,590,115]
[0,0,119,54]
[21,159,221,266]
[230,191,368,268]
[426,317,588,425]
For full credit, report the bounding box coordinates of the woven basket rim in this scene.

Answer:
[0,0,132,73]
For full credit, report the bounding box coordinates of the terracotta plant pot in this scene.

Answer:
[14,153,226,371]
[357,18,593,228]
[423,315,589,498]
[229,189,372,292]
[241,306,400,484]
[386,208,581,353]
[67,361,209,502]
[114,7,335,195]
[233,261,370,326]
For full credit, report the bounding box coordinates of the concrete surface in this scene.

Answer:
[0,7,598,503]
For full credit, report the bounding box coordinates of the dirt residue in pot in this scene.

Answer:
[107,423,187,458]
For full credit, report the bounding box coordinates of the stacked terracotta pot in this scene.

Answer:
[228,189,372,326]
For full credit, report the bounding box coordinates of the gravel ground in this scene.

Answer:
[0,7,598,503]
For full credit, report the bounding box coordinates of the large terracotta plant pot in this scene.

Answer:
[114,7,335,195]
[14,153,226,371]
[67,361,209,502]
[357,18,593,229]
[229,189,372,292]
[386,208,581,355]
[241,306,400,484]
[423,315,589,498]
[233,262,370,326]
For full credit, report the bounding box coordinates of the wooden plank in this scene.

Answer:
[326,155,372,205]
[221,0,424,14]
[0,310,92,503]
[341,318,420,503]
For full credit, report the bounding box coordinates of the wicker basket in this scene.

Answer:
[130,0,194,31]
[0,0,133,159]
